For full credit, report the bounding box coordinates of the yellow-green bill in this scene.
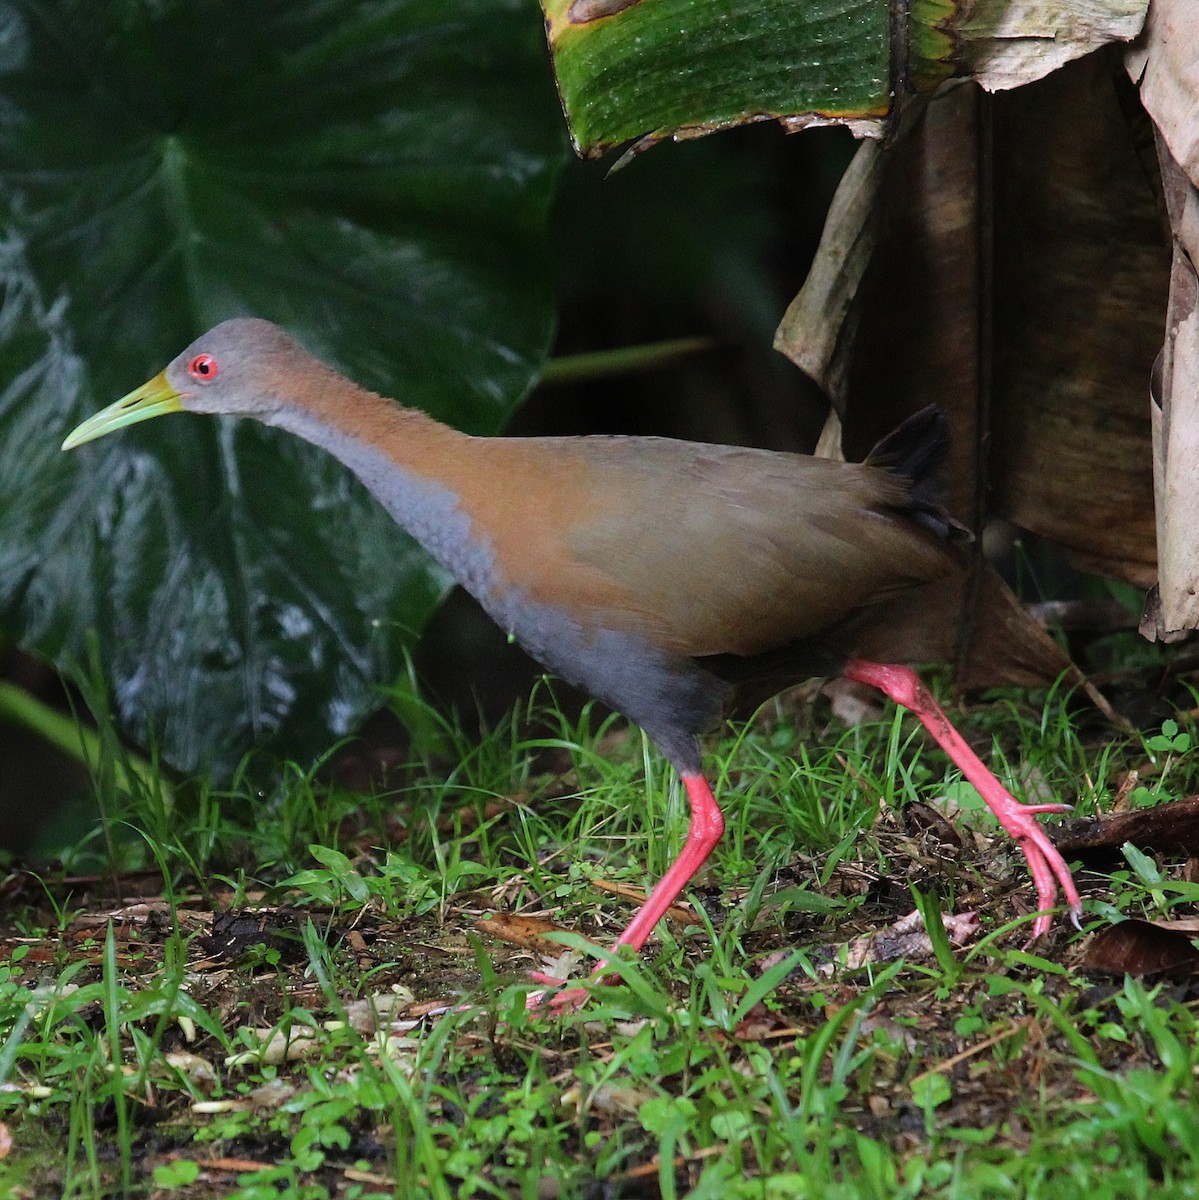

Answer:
[61,372,182,450]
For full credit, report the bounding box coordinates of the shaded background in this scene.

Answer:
[0,3,1180,861]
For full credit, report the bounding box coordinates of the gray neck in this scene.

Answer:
[265,406,499,600]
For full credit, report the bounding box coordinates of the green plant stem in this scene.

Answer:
[540,336,716,384]
[0,679,170,805]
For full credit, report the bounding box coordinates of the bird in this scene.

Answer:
[62,318,1081,1005]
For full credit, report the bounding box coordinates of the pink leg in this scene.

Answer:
[843,660,1081,939]
[609,773,726,954]
[528,772,725,1010]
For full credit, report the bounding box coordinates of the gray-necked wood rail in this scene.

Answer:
[63,318,1081,1005]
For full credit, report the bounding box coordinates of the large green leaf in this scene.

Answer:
[540,0,1147,156]
[542,0,890,155]
[0,0,567,774]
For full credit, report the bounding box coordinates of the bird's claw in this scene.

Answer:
[525,983,590,1013]
[843,662,1083,941]
[1009,817,1083,943]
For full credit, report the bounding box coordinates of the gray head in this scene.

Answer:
[163,318,310,417]
[62,318,317,449]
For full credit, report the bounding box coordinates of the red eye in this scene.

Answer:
[188,353,218,382]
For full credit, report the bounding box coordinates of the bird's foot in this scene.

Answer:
[980,787,1083,942]
[843,660,1083,940]
[1014,802,1074,816]
[524,981,591,1013]
[523,770,726,1015]
[525,968,597,1012]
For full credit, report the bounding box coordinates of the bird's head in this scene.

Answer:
[62,318,304,450]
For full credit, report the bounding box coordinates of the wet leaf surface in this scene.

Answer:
[0,0,566,775]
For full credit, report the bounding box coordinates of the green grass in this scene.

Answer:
[4,677,1199,1198]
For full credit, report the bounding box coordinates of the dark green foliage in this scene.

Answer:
[0,0,567,774]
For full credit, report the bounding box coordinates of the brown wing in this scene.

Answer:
[511,437,958,658]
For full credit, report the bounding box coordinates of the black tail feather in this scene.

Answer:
[863,406,966,541]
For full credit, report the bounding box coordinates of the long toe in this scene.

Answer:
[1009,819,1083,942]
[842,662,1082,938]
[525,984,590,1013]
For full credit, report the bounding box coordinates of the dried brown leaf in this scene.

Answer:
[779,64,1159,696]
[990,54,1163,586]
[823,908,980,973]
[589,879,702,926]
[1127,0,1199,183]
[731,1002,801,1042]
[1081,918,1199,976]
[904,801,965,850]
[202,909,309,963]
[962,0,1147,93]
[476,911,572,949]
[1139,138,1199,638]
